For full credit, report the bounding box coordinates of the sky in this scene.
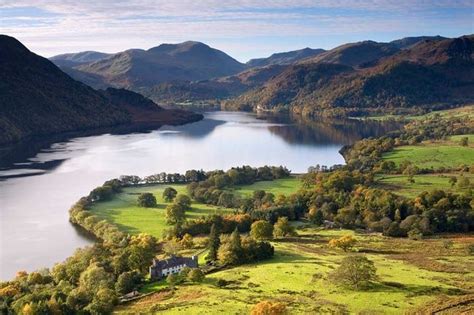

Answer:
[0,0,473,62]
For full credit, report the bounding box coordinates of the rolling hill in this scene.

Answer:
[0,35,202,145]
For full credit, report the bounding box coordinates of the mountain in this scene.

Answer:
[246,48,325,68]
[70,41,246,89]
[302,40,400,68]
[0,35,202,145]
[224,35,474,116]
[390,35,447,49]
[140,64,288,105]
[50,51,112,68]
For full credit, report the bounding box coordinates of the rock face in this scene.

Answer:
[0,35,202,145]
[66,41,246,89]
[224,35,474,116]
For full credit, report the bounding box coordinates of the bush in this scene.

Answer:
[187,269,205,283]
[137,193,157,208]
[251,301,287,315]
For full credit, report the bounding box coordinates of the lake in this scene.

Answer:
[0,111,399,280]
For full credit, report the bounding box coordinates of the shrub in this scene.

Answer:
[187,269,205,283]
[251,301,287,315]
[137,193,157,208]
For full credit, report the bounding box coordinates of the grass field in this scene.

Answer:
[354,105,474,122]
[377,173,474,198]
[91,178,301,238]
[382,134,474,170]
[115,228,474,314]
[91,184,232,238]
[230,177,303,197]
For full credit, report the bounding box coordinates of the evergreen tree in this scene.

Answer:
[206,223,220,262]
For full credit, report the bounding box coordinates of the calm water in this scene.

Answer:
[0,111,399,280]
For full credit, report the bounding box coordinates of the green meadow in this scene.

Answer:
[115,228,474,314]
[91,184,232,238]
[382,134,474,170]
[91,177,302,238]
[377,173,474,198]
[230,176,303,197]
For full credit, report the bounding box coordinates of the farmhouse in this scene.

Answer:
[149,255,198,280]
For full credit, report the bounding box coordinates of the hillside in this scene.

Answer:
[225,35,474,116]
[302,40,400,68]
[246,47,325,67]
[70,41,246,90]
[389,35,447,49]
[0,35,202,145]
[50,51,112,68]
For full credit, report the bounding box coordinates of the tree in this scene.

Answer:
[250,220,274,240]
[115,271,142,295]
[187,269,205,283]
[79,264,112,292]
[458,177,470,189]
[166,273,179,290]
[308,207,324,225]
[180,233,194,249]
[163,187,178,202]
[163,238,182,256]
[460,136,469,147]
[206,224,221,262]
[85,287,117,314]
[273,217,296,238]
[137,193,157,208]
[329,256,377,289]
[175,194,192,210]
[328,235,357,252]
[218,229,243,265]
[166,203,186,224]
[251,301,287,315]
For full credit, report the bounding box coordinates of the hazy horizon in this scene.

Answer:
[1,0,472,62]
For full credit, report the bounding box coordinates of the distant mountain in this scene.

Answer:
[302,40,400,68]
[50,51,112,67]
[224,35,474,116]
[390,35,447,49]
[0,35,202,145]
[140,64,288,105]
[247,48,325,68]
[70,41,246,90]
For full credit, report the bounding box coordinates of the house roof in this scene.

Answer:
[152,255,195,270]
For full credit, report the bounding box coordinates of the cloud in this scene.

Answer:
[0,0,471,60]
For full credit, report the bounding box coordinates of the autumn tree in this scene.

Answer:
[328,235,357,252]
[250,220,274,240]
[218,229,243,265]
[180,233,194,249]
[273,217,297,238]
